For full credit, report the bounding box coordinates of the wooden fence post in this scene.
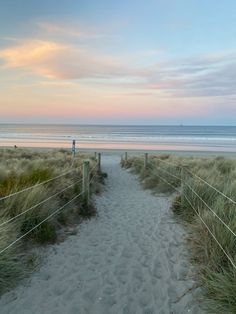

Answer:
[83,160,89,206]
[97,153,101,172]
[94,152,97,160]
[144,153,148,169]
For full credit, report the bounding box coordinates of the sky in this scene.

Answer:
[0,0,235,125]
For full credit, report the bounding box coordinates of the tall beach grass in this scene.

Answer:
[122,153,236,313]
[0,148,102,294]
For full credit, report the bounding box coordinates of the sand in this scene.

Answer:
[0,154,203,314]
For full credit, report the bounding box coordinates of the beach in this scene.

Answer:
[0,153,202,314]
[1,124,236,153]
[1,0,236,311]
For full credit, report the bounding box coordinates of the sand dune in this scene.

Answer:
[0,154,202,314]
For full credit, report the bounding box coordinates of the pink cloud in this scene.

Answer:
[0,39,130,80]
[0,40,65,67]
[0,36,235,102]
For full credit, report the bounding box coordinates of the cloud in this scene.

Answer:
[0,40,66,78]
[124,52,236,98]
[159,55,236,97]
[0,41,66,67]
[0,37,235,99]
[0,40,130,79]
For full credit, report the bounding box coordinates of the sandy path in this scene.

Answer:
[0,154,202,314]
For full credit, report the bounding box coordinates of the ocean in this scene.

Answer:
[0,124,236,153]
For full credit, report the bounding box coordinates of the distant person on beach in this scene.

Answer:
[14,145,17,149]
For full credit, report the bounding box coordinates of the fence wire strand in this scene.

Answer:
[148,159,236,237]
[89,173,97,185]
[0,165,83,202]
[147,166,180,192]
[0,157,98,256]
[88,163,98,176]
[152,164,181,181]
[0,178,83,227]
[185,168,236,205]
[185,182,236,238]
[183,193,236,270]
[0,192,83,255]
[152,157,179,168]
[151,157,236,205]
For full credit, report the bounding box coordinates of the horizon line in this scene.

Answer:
[0,122,235,127]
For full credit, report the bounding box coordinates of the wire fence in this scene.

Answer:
[147,164,180,192]
[0,192,83,255]
[151,158,235,269]
[146,157,236,204]
[88,163,99,177]
[158,167,181,181]
[0,165,83,202]
[185,168,236,205]
[0,158,100,255]
[184,182,236,238]
[123,153,236,270]
[0,178,83,228]
[89,172,98,185]
[183,193,236,270]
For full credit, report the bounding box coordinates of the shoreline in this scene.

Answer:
[1,145,236,157]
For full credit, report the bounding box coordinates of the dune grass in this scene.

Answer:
[0,148,102,294]
[122,153,236,313]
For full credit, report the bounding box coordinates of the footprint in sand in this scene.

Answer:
[0,155,203,314]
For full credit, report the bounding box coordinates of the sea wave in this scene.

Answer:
[0,124,236,152]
